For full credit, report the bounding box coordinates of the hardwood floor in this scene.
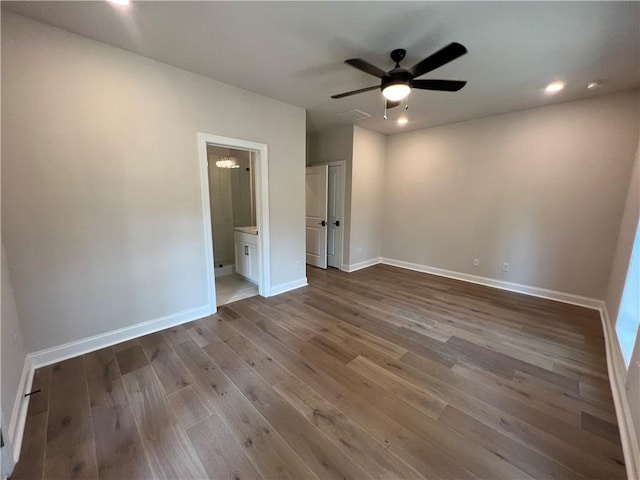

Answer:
[11,264,626,479]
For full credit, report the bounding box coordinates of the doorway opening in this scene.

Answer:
[197,133,271,314]
[207,145,258,305]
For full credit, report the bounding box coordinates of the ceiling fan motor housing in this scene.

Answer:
[381,68,413,91]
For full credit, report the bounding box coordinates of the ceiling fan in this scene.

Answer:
[331,42,468,109]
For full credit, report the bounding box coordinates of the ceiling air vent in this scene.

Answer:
[337,109,371,121]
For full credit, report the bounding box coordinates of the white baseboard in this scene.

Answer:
[599,305,640,480]
[28,305,210,369]
[214,265,235,277]
[269,277,308,296]
[380,257,602,310]
[343,257,382,273]
[8,357,34,463]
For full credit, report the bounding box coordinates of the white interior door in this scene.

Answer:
[306,165,328,268]
[327,164,344,268]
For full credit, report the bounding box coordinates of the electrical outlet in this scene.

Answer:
[295,260,301,270]
[502,262,509,272]
[473,259,480,267]
[358,247,363,254]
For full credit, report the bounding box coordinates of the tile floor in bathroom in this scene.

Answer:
[215,272,258,306]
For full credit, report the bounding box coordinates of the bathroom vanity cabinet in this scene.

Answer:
[234,228,259,284]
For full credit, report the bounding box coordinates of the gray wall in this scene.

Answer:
[382,91,639,298]
[1,11,306,352]
[350,126,385,265]
[307,126,353,165]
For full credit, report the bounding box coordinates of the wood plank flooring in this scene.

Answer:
[11,264,626,479]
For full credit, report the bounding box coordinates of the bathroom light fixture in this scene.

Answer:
[107,0,130,6]
[397,117,408,125]
[216,156,240,169]
[544,81,565,94]
[382,83,411,101]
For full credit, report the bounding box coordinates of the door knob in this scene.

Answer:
[319,220,327,226]
[332,220,340,227]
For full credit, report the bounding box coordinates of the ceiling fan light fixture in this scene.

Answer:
[382,83,411,101]
[331,43,468,117]
[382,83,411,102]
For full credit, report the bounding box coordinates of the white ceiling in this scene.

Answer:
[3,1,639,134]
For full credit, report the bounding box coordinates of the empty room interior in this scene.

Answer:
[1,2,639,479]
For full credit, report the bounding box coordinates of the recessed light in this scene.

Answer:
[544,81,565,94]
[587,81,603,90]
[397,117,408,126]
[107,0,130,6]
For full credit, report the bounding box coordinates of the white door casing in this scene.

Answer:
[197,132,271,311]
[306,165,328,268]
[327,164,344,268]
[1,408,15,478]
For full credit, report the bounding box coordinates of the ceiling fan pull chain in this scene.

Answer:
[383,99,388,120]
[405,96,409,110]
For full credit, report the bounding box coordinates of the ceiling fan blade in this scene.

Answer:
[412,79,467,91]
[331,85,379,99]
[345,58,386,78]
[386,100,401,109]
[409,42,467,78]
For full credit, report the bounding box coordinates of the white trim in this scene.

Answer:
[8,357,34,463]
[214,265,235,277]
[268,277,308,296]
[599,304,640,480]
[380,257,602,310]
[197,134,217,315]
[254,142,271,297]
[197,133,271,309]
[28,305,209,369]
[343,257,382,273]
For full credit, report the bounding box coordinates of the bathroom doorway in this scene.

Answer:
[207,145,258,305]
[197,133,271,313]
